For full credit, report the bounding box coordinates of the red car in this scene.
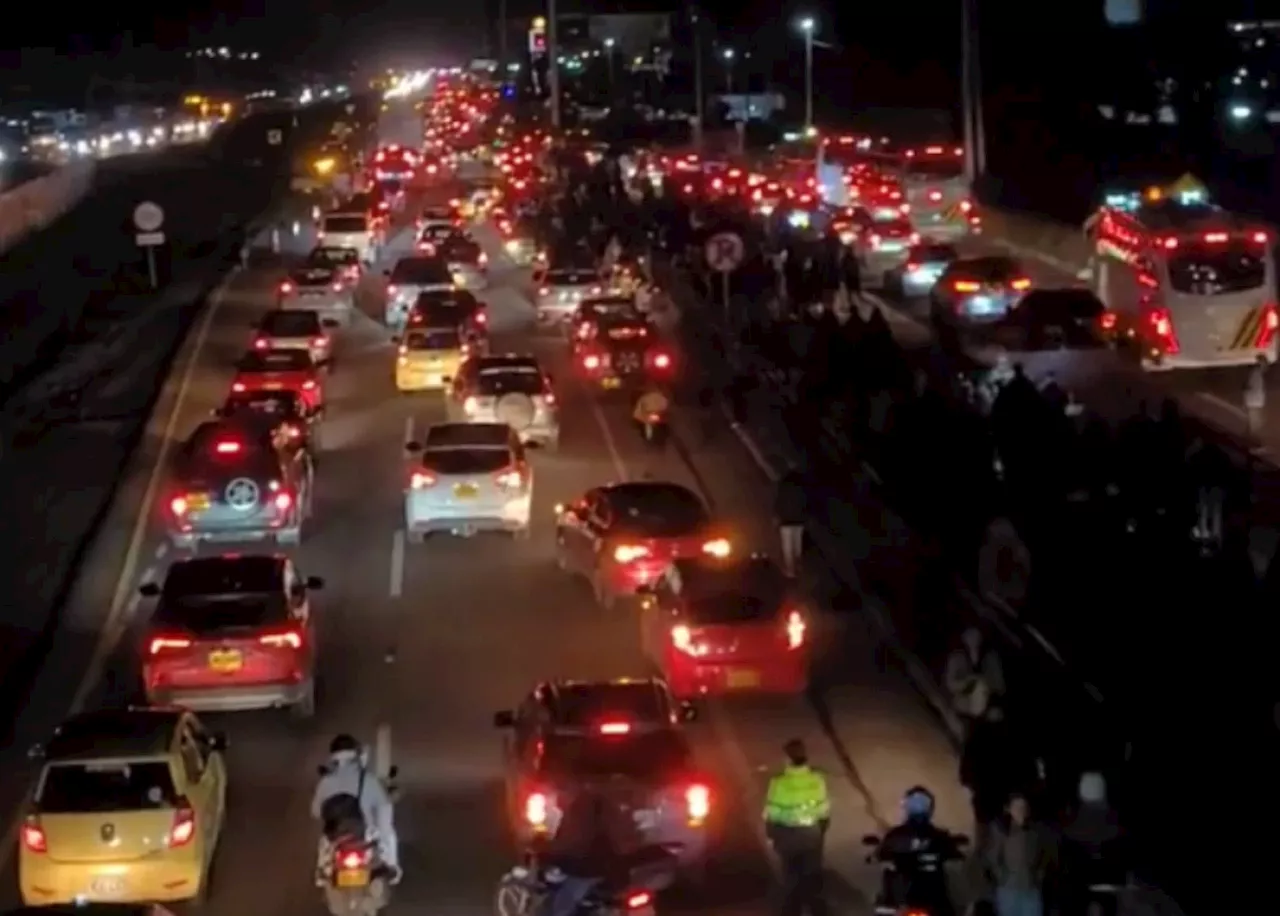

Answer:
[554,482,731,610]
[637,555,809,699]
[232,348,323,409]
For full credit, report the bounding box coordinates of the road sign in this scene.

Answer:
[135,232,164,246]
[133,201,164,232]
[704,232,744,273]
[267,129,283,146]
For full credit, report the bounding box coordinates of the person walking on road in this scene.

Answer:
[982,793,1051,916]
[774,468,809,578]
[763,739,831,916]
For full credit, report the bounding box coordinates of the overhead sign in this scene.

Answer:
[704,232,744,273]
[267,129,283,146]
[133,201,164,232]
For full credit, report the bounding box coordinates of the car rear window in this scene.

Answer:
[420,447,512,475]
[586,300,638,320]
[677,562,789,623]
[405,328,462,350]
[262,312,320,336]
[953,257,1019,282]
[910,244,958,263]
[164,556,284,594]
[223,391,304,418]
[544,731,689,780]
[323,216,368,234]
[608,484,708,536]
[240,350,314,372]
[547,269,596,285]
[391,258,453,285]
[1169,247,1267,295]
[552,683,669,730]
[39,762,178,813]
[477,367,544,395]
[153,592,289,634]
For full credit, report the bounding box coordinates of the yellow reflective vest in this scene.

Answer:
[763,765,831,828]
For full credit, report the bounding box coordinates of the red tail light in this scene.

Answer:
[279,281,295,294]
[524,790,550,827]
[474,310,487,324]
[1147,307,1180,354]
[337,847,369,870]
[685,783,711,821]
[169,497,188,516]
[671,624,696,654]
[651,352,672,370]
[387,284,399,297]
[254,337,269,350]
[1254,231,1269,244]
[1258,304,1279,349]
[302,380,317,391]
[332,282,343,292]
[231,382,246,392]
[909,233,921,246]
[613,544,650,562]
[410,471,437,489]
[1100,310,1118,332]
[149,634,192,655]
[1204,232,1228,243]
[953,280,981,293]
[960,199,973,213]
[260,627,303,650]
[583,354,602,370]
[312,336,327,347]
[168,802,196,847]
[21,818,46,853]
[494,466,524,490]
[786,610,806,649]
[1010,277,1032,292]
[539,287,549,296]
[905,262,919,272]
[626,891,652,909]
[215,441,241,454]
[274,491,293,512]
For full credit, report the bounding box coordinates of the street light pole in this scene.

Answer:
[800,18,815,131]
[722,48,734,94]
[547,0,561,128]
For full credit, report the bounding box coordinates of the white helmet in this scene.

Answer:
[1078,771,1107,804]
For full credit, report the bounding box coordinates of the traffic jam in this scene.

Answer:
[2,76,974,916]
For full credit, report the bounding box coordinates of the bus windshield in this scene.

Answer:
[1168,247,1267,295]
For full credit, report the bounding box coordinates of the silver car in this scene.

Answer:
[403,422,533,541]
[385,255,456,331]
[448,354,559,449]
[534,265,605,326]
[254,309,333,367]
[437,234,489,290]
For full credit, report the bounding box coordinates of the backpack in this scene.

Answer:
[320,766,367,840]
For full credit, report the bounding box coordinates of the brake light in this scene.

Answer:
[1254,231,1269,244]
[626,891,652,909]
[598,721,631,735]
[702,538,731,558]
[478,252,488,265]
[312,336,327,347]
[168,803,196,847]
[927,190,942,202]
[953,280,981,293]
[786,611,806,649]
[215,441,241,454]
[260,628,303,650]
[274,491,293,512]
[475,309,487,324]
[1204,232,1228,243]
[525,791,550,827]
[613,544,650,562]
[960,199,973,213]
[337,848,368,870]
[302,380,317,391]
[169,497,188,516]
[254,337,269,350]
[1100,310,1118,331]
[1147,307,1180,354]
[279,281,294,294]
[869,234,881,248]
[651,352,672,369]
[410,471,437,489]
[495,467,524,490]
[387,284,399,297]
[231,382,246,392]
[685,784,711,821]
[21,818,46,853]
[671,624,695,653]
[1010,277,1032,292]
[583,354,602,370]
[539,287,549,296]
[909,233,920,246]
[332,282,343,292]
[1258,303,1279,349]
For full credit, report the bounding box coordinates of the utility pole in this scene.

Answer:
[547,0,561,128]
[691,4,704,150]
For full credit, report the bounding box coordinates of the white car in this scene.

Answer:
[403,422,532,541]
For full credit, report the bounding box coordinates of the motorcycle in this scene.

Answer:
[861,831,968,916]
[639,412,669,447]
[316,765,400,916]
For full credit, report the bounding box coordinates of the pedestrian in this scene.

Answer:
[943,627,1006,726]
[763,738,831,916]
[982,793,1051,916]
[774,467,808,577]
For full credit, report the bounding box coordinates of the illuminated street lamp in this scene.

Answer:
[798,17,816,130]
[722,48,734,93]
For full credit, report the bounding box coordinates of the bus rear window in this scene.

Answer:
[906,160,964,180]
[1168,249,1267,295]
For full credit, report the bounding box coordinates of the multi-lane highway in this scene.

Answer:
[0,101,973,915]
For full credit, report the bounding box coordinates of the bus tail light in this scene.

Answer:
[1147,307,1180,355]
[1257,304,1279,349]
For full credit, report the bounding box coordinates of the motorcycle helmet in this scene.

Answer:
[1078,771,1107,805]
[902,785,936,821]
[329,733,361,757]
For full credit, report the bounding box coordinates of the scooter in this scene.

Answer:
[316,765,400,916]
[639,412,669,448]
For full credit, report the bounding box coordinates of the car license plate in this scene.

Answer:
[187,493,211,510]
[727,669,760,688]
[301,289,326,297]
[208,649,243,673]
[602,377,621,389]
[263,381,283,390]
[89,876,124,896]
[878,241,904,252]
[969,295,993,313]
[336,868,370,888]
[453,483,479,499]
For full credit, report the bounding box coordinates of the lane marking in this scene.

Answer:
[388,530,406,598]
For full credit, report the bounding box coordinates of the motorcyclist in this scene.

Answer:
[874,786,963,916]
[310,734,402,884]
[542,789,637,916]
[632,386,671,430]
[1059,772,1128,916]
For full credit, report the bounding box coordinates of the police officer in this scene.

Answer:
[763,738,831,916]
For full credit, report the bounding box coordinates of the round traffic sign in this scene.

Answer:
[704,231,744,273]
[133,201,164,232]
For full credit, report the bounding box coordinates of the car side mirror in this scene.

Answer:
[493,710,516,728]
[138,582,161,598]
[208,732,228,752]
[404,440,422,453]
[306,576,325,590]
[678,701,698,722]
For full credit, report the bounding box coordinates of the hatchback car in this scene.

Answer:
[576,315,673,393]
[534,264,604,326]
[407,288,488,344]
[231,349,323,410]
[853,210,920,280]
[554,482,731,610]
[930,255,1032,326]
[396,325,469,392]
[278,251,357,325]
[638,555,809,698]
[436,233,488,290]
[138,554,322,717]
[253,310,332,368]
[447,355,559,449]
[402,422,532,541]
[384,256,456,331]
[19,708,227,906]
[166,421,314,548]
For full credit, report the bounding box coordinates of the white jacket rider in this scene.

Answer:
[310,734,401,882]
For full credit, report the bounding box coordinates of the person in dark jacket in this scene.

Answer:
[775,467,808,577]
[542,790,638,916]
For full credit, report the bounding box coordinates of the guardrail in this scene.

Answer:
[0,159,96,255]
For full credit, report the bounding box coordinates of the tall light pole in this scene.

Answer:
[604,37,615,89]
[546,1,561,128]
[722,48,734,93]
[799,17,815,131]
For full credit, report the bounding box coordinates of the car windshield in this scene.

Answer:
[420,447,511,475]
[585,300,638,320]
[544,731,688,780]
[608,484,707,537]
[476,367,544,395]
[323,216,367,234]
[39,762,178,813]
[262,312,320,336]
[405,328,462,351]
[676,560,789,623]
[1169,247,1267,295]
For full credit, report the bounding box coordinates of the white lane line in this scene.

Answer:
[388,530,406,598]
[403,415,415,447]
[68,279,233,715]
[587,399,629,482]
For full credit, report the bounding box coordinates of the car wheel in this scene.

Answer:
[292,680,317,720]
[592,574,615,611]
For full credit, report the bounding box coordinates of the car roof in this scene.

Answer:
[162,554,285,596]
[474,354,539,371]
[45,708,183,762]
[423,422,510,449]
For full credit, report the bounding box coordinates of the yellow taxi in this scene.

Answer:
[396,325,468,392]
[20,707,228,906]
